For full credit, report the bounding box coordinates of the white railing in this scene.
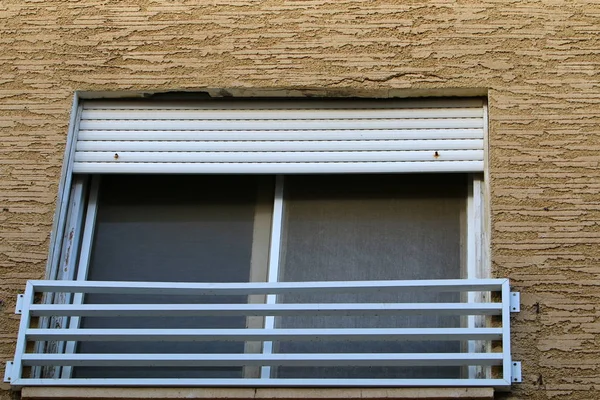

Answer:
[5,279,520,389]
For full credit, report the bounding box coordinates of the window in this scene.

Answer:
[72,173,469,381]
[6,97,520,389]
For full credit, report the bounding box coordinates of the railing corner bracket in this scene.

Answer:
[3,361,13,384]
[511,361,522,383]
[15,294,24,315]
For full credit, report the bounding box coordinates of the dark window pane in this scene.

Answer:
[276,174,466,379]
[75,175,263,379]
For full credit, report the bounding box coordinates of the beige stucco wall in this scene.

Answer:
[1,0,599,399]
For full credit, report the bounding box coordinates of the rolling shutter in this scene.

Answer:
[73,98,485,174]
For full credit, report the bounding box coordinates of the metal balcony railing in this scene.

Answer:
[4,279,520,389]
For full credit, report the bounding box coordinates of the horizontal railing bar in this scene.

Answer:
[26,328,503,342]
[29,279,505,295]
[22,353,503,367]
[28,303,502,317]
[10,378,511,388]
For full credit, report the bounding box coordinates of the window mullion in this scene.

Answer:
[260,175,285,380]
[244,178,275,378]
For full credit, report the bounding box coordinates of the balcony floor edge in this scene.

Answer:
[21,387,494,400]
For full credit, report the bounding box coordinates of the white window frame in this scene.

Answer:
[37,95,492,382]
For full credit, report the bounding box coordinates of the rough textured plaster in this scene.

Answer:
[0,1,599,399]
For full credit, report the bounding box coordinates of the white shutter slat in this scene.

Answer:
[73,161,485,174]
[77,129,484,141]
[74,99,486,174]
[81,108,483,120]
[75,150,484,163]
[82,98,484,110]
[78,118,483,131]
[76,139,484,152]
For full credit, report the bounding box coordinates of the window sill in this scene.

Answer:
[21,387,494,400]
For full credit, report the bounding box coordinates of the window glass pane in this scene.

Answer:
[276,174,466,379]
[75,175,267,379]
